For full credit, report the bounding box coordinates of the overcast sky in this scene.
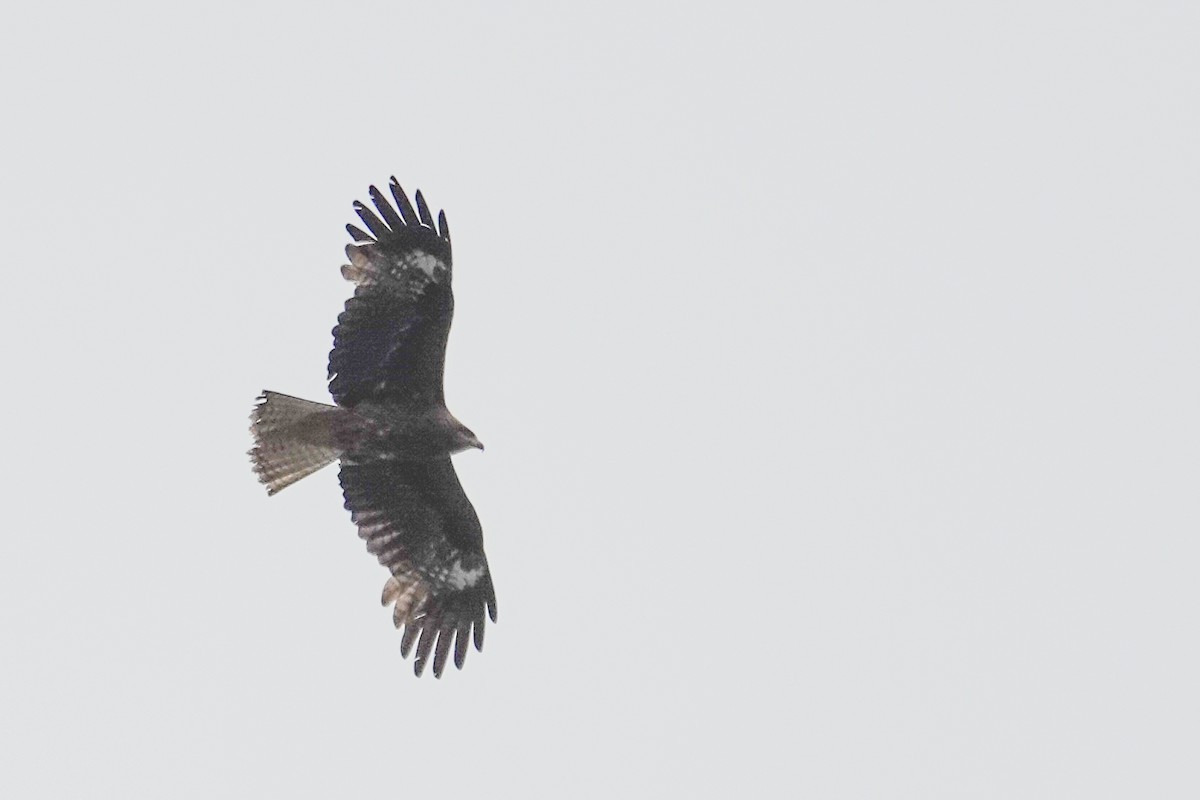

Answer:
[2,2,1198,797]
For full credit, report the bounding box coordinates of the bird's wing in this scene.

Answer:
[340,457,496,677]
[329,178,454,408]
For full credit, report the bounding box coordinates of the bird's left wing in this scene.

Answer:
[340,457,497,678]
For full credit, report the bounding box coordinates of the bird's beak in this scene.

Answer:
[471,436,485,452]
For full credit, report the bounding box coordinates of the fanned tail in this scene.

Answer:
[249,391,344,494]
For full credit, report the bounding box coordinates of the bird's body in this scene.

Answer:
[249,179,495,678]
[343,402,483,461]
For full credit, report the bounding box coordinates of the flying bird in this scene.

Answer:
[249,179,495,678]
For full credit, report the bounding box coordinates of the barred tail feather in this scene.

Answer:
[249,391,344,495]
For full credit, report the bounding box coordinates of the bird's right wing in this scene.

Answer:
[329,179,455,408]
[340,456,497,678]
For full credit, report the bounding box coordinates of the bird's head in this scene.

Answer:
[455,423,485,453]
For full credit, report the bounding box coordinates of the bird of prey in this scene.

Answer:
[249,179,495,678]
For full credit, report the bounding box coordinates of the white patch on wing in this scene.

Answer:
[402,250,443,280]
[343,245,444,287]
[445,557,486,590]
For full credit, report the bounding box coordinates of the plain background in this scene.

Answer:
[2,2,1197,797]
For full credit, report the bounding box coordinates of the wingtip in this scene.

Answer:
[414,190,435,228]
[400,623,419,657]
[454,626,470,670]
[389,179,418,224]
[473,616,486,652]
[432,631,453,678]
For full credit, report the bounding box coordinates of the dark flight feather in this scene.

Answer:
[414,190,436,229]
[370,184,406,232]
[353,200,391,241]
[390,178,420,226]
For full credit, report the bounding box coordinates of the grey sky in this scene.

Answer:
[2,2,1198,797]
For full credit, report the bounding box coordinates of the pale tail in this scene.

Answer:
[249,391,344,495]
